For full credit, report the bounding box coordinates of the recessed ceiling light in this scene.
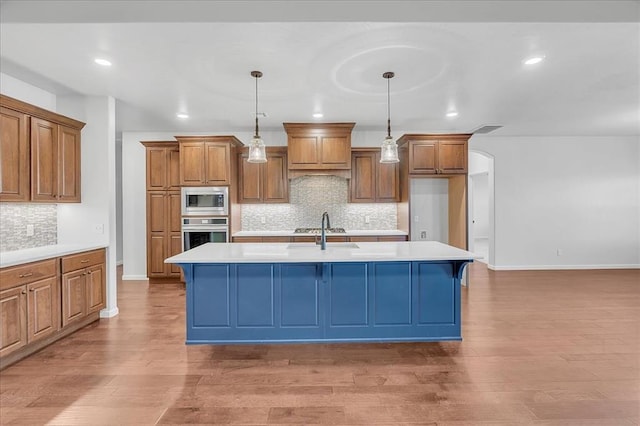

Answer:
[446,111,458,118]
[523,56,545,65]
[312,113,324,118]
[94,58,112,67]
[176,113,189,119]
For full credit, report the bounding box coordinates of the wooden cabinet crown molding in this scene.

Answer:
[0,94,85,130]
[396,133,472,145]
[140,141,178,148]
[174,135,243,147]
[282,122,355,136]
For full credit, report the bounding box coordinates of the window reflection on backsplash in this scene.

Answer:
[241,175,397,230]
[0,203,57,252]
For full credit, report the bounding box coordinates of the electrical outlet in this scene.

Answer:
[260,216,266,224]
[94,224,104,234]
[420,230,427,240]
[414,215,419,222]
[556,248,563,256]
[365,215,370,224]
[26,224,34,237]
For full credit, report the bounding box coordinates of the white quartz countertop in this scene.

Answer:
[233,230,408,237]
[0,243,108,268]
[166,241,480,264]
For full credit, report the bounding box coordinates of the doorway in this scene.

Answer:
[468,151,495,267]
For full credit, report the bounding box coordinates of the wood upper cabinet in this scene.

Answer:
[177,136,243,186]
[238,147,288,203]
[283,123,355,171]
[61,249,106,327]
[142,142,180,191]
[397,134,470,175]
[1,95,84,203]
[349,149,399,203]
[0,258,59,357]
[0,107,29,201]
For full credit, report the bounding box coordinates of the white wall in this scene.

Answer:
[470,135,640,269]
[0,72,56,110]
[409,179,449,243]
[57,95,119,317]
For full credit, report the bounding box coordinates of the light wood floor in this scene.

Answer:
[1,264,638,425]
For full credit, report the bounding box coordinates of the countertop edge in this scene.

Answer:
[0,243,109,268]
[233,230,409,237]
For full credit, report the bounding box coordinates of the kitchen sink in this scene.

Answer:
[286,242,359,250]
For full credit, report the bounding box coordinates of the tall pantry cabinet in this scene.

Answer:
[141,142,183,282]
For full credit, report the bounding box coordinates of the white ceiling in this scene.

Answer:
[1,1,639,136]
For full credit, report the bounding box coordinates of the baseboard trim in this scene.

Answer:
[121,274,148,280]
[488,264,640,271]
[100,307,119,318]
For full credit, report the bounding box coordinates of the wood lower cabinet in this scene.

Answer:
[0,249,105,369]
[350,149,400,203]
[146,191,182,280]
[0,95,84,203]
[176,136,243,186]
[61,249,106,327]
[0,258,59,359]
[283,123,355,174]
[238,147,288,203]
[397,134,470,175]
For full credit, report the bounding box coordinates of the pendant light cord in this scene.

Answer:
[254,74,259,138]
[386,75,391,138]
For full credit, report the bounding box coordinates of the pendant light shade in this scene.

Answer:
[248,70,267,163]
[380,71,399,164]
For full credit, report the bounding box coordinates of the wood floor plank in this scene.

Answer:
[0,264,637,425]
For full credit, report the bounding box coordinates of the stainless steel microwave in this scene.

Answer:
[181,186,228,216]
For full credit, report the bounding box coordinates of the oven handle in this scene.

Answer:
[182,226,229,231]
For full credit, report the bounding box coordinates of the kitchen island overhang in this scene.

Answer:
[165,241,479,345]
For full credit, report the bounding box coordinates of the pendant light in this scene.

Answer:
[380,71,399,163]
[247,70,267,163]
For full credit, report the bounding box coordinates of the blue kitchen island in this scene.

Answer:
[165,241,478,344]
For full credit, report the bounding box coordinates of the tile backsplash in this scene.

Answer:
[0,203,57,252]
[241,175,397,230]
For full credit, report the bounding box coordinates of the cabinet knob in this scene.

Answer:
[29,288,35,292]
[21,290,27,294]
[19,272,33,278]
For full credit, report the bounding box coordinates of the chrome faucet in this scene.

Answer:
[319,211,331,250]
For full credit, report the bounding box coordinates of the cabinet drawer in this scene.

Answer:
[61,249,105,273]
[0,259,57,291]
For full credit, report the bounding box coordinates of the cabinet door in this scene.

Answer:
[264,150,288,203]
[27,277,59,342]
[320,137,350,168]
[57,125,81,202]
[205,143,230,185]
[0,286,27,357]
[30,118,58,201]
[350,151,376,202]
[169,234,183,276]
[146,147,169,190]
[168,147,181,190]
[148,234,167,277]
[0,107,29,201]
[438,140,467,174]
[288,137,318,167]
[61,270,86,327]
[238,154,263,203]
[376,155,399,202]
[179,142,205,185]
[168,192,182,234]
[147,192,166,233]
[408,141,437,174]
[86,265,105,314]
